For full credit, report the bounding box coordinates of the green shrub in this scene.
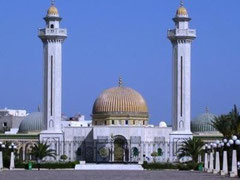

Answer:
[142,161,199,171]
[15,161,78,169]
[60,155,68,161]
[142,162,178,170]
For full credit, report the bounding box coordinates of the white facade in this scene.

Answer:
[0,108,28,117]
[61,115,92,128]
[62,126,172,163]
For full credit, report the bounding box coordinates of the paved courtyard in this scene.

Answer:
[0,170,235,180]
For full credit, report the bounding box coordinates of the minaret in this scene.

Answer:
[39,2,67,132]
[168,2,196,134]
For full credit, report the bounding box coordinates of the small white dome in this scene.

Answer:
[159,121,167,128]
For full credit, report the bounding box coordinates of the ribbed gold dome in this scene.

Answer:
[47,5,59,16]
[176,6,188,16]
[92,86,148,114]
[176,2,188,17]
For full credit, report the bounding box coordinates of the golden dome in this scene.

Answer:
[176,6,188,16]
[47,5,59,16]
[92,86,148,114]
[176,2,188,17]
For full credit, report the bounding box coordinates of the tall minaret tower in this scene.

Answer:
[168,2,196,136]
[39,2,67,133]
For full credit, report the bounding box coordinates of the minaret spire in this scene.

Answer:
[119,77,123,87]
[180,0,184,7]
[206,106,209,113]
[51,0,55,6]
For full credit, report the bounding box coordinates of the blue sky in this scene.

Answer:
[0,0,239,125]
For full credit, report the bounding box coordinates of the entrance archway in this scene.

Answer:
[114,135,128,162]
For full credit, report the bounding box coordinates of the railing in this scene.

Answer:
[38,28,67,36]
[168,29,196,37]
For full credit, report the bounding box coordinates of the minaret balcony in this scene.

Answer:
[38,28,67,37]
[168,29,196,40]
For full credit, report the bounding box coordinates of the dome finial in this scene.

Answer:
[206,106,209,113]
[119,77,123,87]
[180,0,184,7]
[51,0,55,6]
[37,105,41,112]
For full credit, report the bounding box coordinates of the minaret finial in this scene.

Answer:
[51,0,55,6]
[37,105,41,112]
[119,77,123,87]
[180,0,184,7]
[205,106,209,113]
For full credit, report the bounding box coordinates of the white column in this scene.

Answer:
[0,151,3,170]
[204,153,208,171]
[207,152,213,173]
[150,143,154,162]
[230,150,238,177]
[220,151,228,176]
[9,152,15,170]
[213,151,220,174]
[22,145,26,161]
[65,141,69,161]
[70,142,73,161]
[140,143,144,163]
[198,154,201,163]
[164,142,168,162]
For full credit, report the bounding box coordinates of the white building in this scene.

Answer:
[61,115,92,128]
[0,108,28,117]
[1,2,197,163]
[0,108,28,134]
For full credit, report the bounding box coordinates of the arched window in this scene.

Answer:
[76,147,81,156]
[132,147,139,157]
[157,148,163,156]
[49,120,54,128]
[51,24,54,29]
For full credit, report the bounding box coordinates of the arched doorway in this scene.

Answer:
[114,135,128,162]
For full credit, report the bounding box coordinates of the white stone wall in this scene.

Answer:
[62,126,174,163]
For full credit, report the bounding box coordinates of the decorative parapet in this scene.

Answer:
[38,28,67,37]
[168,29,196,40]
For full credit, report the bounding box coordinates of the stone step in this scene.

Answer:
[75,164,143,170]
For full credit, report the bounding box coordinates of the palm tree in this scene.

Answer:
[211,105,240,138]
[177,138,204,163]
[229,105,240,136]
[211,115,232,138]
[30,142,56,170]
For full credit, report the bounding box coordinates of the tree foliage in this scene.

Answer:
[177,138,204,163]
[211,105,240,138]
[30,142,56,161]
[60,154,68,161]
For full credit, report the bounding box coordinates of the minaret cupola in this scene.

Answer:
[44,1,61,29]
[176,1,188,18]
[47,5,59,17]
